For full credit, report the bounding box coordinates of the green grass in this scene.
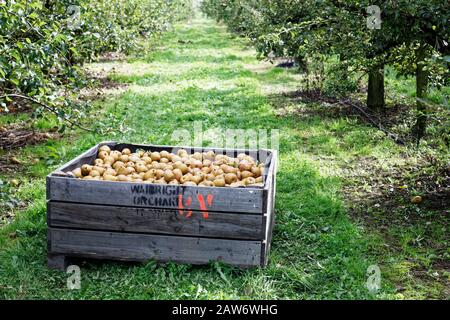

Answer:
[385,66,450,106]
[0,17,447,300]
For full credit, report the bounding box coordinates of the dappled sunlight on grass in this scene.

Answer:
[123,80,238,96]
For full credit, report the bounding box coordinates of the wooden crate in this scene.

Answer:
[46,141,277,270]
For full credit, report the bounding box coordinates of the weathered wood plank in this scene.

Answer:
[261,151,277,266]
[48,201,264,240]
[47,253,69,270]
[47,176,265,213]
[51,141,109,175]
[48,228,262,267]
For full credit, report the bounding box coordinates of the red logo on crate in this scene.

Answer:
[178,194,214,219]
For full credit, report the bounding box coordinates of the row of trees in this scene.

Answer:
[0,0,192,129]
[201,0,449,141]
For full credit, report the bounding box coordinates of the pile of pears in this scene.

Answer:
[70,146,265,188]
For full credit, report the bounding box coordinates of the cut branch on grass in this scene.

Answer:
[0,94,94,133]
[335,97,406,145]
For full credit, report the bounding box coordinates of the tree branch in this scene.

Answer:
[337,98,406,145]
[0,94,94,133]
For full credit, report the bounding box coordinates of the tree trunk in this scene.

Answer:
[414,45,429,142]
[339,54,348,82]
[296,56,307,72]
[367,65,385,110]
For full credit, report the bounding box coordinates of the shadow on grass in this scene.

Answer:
[145,51,248,64]
[108,65,254,85]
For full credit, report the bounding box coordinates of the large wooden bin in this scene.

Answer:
[46,141,277,270]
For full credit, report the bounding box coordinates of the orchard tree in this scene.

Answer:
[0,0,192,128]
[201,0,319,69]
[202,0,449,141]
[375,0,449,140]
[321,0,449,137]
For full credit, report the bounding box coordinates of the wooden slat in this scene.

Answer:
[48,228,262,267]
[261,151,277,266]
[47,253,68,270]
[51,141,112,175]
[48,201,264,240]
[47,176,265,213]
